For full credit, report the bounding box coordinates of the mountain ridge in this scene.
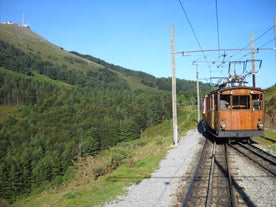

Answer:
[0,24,158,91]
[0,23,212,95]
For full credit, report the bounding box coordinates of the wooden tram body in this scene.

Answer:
[203,86,265,138]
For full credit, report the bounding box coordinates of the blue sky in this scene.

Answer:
[0,0,275,88]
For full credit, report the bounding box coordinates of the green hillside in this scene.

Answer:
[0,24,101,70]
[265,85,276,129]
[0,23,211,205]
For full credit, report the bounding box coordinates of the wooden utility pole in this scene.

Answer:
[196,64,200,123]
[170,25,178,146]
[250,34,256,88]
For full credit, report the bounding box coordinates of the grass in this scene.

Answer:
[14,137,169,207]
[13,106,197,207]
[0,24,101,73]
[0,24,162,93]
[114,70,162,92]
[252,128,276,152]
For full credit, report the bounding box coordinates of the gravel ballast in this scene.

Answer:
[105,129,203,207]
[230,148,276,207]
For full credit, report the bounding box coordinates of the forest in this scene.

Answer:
[0,27,212,204]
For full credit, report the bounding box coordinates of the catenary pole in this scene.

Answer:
[196,64,200,123]
[170,25,178,146]
[250,34,256,87]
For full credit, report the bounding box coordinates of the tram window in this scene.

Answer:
[220,95,230,110]
[253,101,261,110]
[232,95,250,109]
[252,94,262,100]
[252,94,262,110]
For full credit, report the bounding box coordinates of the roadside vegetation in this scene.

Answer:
[252,84,276,153]
[0,24,209,206]
[13,106,197,207]
[252,129,276,153]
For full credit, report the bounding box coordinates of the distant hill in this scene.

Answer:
[0,24,211,94]
[0,23,211,204]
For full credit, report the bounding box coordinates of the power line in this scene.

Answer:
[211,25,275,70]
[176,1,275,86]
[254,25,274,43]
[175,47,275,55]
[178,0,210,68]
[226,25,275,61]
[215,0,221,55]
[257,38,275,49]
[213,0,223,68]
[236,38,275,61]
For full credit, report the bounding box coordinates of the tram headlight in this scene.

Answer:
[221,120,227,130]
[258,119,264,130]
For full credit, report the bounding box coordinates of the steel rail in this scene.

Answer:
[225,144,236,207]
[206,142,216,207]
[239,143,276,165]
[230,144,276,176]
[182,139,207,207]
[182,140,236,207]
[248,143,276,159]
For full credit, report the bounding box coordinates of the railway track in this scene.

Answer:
[181,139,235,207]
[229,142,276,176]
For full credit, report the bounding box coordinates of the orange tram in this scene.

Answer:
[202,77,265,141]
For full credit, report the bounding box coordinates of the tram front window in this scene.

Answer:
[220,95,230,110]
[252,94,262,110]
[232,95,250,109]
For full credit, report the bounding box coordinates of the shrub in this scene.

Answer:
[93,166,106,179]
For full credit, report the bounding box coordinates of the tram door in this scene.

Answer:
[210,94,215,129]
[231,95,251,130]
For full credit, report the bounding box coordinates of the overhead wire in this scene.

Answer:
[213,24,275,74]
[236,38,275,61]
[177,0,274,87]
[256,38,274,50]
[214,0,225,70]
[215,0,221,56]
[178,0,211,68]
[226,25,275,62]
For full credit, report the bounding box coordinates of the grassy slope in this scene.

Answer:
[13,108,275,207]
[0,24,158,92]
[0,24,101,71]
[252,129,276,152]
[0,24,197,206]
[264,85,276,116]
[14,106,198,207]
[252,85,276,151]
